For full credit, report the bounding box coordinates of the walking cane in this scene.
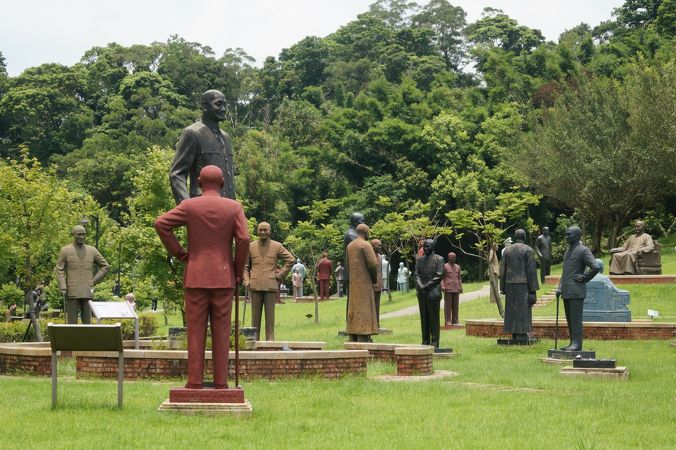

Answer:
[234,284,240,388]
[554,291,561,349]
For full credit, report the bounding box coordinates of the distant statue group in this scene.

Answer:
[51,88,660,389]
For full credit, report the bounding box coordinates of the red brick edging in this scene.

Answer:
[466,319,676,340]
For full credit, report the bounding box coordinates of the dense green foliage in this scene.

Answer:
[0,0,674,309]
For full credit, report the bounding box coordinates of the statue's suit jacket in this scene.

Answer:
[55,244,109,299]
[559,242,599,299]
[154,193,250,288]
[169,118,235,204]
[244,240,295,291]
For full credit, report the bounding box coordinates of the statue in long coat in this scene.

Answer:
[500,229,539,339]
[346,224,379,341]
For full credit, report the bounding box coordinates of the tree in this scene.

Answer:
[446,190,541,317]
[513,59,675,251]
[412,0,467,70]
[0,64,94,160]
[119,146,185,325]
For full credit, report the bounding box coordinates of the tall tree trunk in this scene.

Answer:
[591,219,603,255]
[608,221,621,250]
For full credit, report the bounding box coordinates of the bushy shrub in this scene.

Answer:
[0,283,24,306]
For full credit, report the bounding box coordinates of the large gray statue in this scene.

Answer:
[500,229,539,341]
[55,225,110,324]
[557,226,600,351]
[169,89,235,204]
[609,220,654,274]
[415,239,445,349]
[534,226,552,284]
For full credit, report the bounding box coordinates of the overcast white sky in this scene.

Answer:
[1,0,624,77]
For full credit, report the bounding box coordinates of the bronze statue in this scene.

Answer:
[415,239,445,349]
[243,222,295,341]
[169,89,235,204]
[343,212,365,296]
[55,225,110,324]
[534,226,552,284]
[441,252,463,327]
[346,224,379,342]
[155,165,249,389]
[500,230,539,341]
[609,220,654,274]
[557,226,600,351]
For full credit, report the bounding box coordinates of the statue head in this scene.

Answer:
[201,89,226,123]
[257,222,271,242]
[296,258,301,264]
[197,165,224,192]
[565,226,582,244]
[422,239,435,255]
[72,225,86,246]
[356,223,369,239]
[370,239,382,254]
[399,262,404,268]
[634,220,645,235]
[322,250,328,259]
[595,258,604,274]
[349,212,365,228]
[514,229,526,243]
[503,237,513,247]
[447,252,456,263]
[337,262,342,267]
[542,226,549,236]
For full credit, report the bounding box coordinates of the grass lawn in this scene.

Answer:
[1,264,674,449]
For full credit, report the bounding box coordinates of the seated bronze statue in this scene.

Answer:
[609,221,654,275]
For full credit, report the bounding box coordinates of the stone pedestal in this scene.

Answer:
[560,366,629,380]
[169,387,245,403]
[159,387,252,417]
[443,324,464,330]
[547,349,596,359]
[573,358,616,369]
[497,338,539,345]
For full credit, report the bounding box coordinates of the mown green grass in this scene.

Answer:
[1,267,674,449]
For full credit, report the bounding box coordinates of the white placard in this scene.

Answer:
[90,301,138,320]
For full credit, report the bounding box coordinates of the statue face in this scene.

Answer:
[203,92,226,122]
[257,223,271,241]
[634,222,644,234]
[423,240,434,255]
[73,228,86,245]
[565,227,581,244]
[448,253,456,263]
[371,241,382,254]
[543,227,549,236]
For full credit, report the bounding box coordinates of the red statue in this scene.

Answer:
[155,165,250,389]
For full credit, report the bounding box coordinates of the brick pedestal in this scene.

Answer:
[395,346,434,376]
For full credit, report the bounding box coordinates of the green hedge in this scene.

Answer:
[0,313,158,343]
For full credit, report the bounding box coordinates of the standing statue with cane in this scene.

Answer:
[155,165,250,390]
